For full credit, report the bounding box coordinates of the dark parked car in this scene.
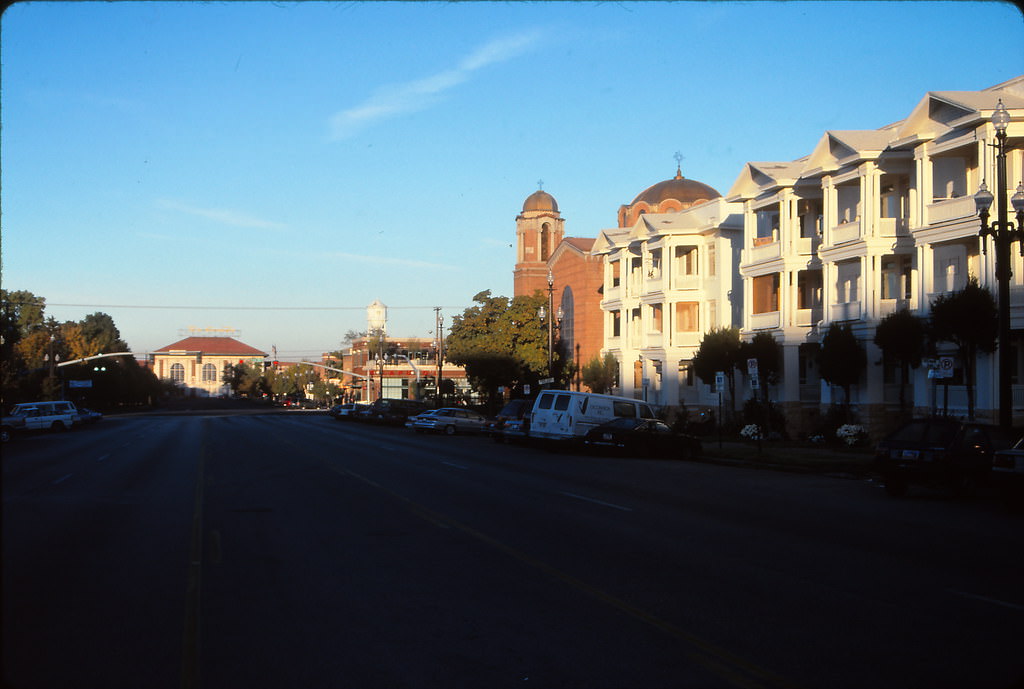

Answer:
[873,417,1018,496]
[583,417,701,459]
[991,435,1024,508]
[487,398,533,443]
[359,398,430,426]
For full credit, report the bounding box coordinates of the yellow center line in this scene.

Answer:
[180,420,207,689]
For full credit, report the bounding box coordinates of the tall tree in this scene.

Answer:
[819,322,866,420]
[692,327,744,419]
[873,309,927,413]
[445,290,548,406]
[929,277,998,420]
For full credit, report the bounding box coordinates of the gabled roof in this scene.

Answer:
[154,336,267,356]
[895,89,1024,143]
[726,161,805,201]
[591,228,631,255]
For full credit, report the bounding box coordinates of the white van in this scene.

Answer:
[528,390,655,443]
[8,401,79,431]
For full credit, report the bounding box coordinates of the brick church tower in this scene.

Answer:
[513,187,564,297]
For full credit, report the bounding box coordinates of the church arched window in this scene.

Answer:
[541,223,550,261]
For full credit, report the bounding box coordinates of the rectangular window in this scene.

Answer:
[752,274,780,314]
[554,394,571,411]
[611,310,621,337]
[675,246,697,276]
[836,262,860,302]
[651,304,663,333]
[537,393,555,410]
[707,244,716,276]
[678,360,694,387]
[675,302,699,332]
[613,401,637,418]
[649,249,662,278]
[610,260,621,288]
[837,184,860,223]
[880,256,912,300]
[755,205,780,243]
[798,271,823,309]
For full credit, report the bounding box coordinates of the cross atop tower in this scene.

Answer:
[674,151,685,179]
[537,179,544,191]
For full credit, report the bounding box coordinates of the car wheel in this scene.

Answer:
[444,425,456,436]
[1,429,10,443]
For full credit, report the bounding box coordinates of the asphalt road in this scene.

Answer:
[3,412,1023,689]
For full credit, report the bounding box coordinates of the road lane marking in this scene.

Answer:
[327,463,797,689]
[948,589,1024,612]
[440,461,468,470]
[97,454,110,462]
[52,473,74,485]
[558,491,633,512]
[180,421,207,689]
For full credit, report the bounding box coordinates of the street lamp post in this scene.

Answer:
[975,99,1024,429]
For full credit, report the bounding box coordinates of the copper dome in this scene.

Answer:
[522,189,559,213]
[631,169,721,207]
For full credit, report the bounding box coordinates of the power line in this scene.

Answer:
[6,302,465,312]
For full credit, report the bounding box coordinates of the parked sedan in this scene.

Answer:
[873,417,1018,496]
[76,407,103,424]
[992,435,1024,507]
[405,409,442,429]
[584,417,701,459]
[413,408,488,435]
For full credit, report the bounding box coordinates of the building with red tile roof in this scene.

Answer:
[152,336,267,397]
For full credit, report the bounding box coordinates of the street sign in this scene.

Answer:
[747,358,759,375]
[68,380,92,389]
[938,356,954,379]
[539,377,555,385]
[715,371,725,392]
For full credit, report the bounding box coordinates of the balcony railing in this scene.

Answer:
[878,217,909,237]
[878,298,911,318]
[749,311,781,330]
[830,302,862,321]
[830,221,860,245]
[795,236,821,255]
[927,196,975,225]
[794,307,822,327]
[747,240,781,263]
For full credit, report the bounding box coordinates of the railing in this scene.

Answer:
[799,384,820,403]
[749,311,780,330]
[878,217,909,237]
[794,307,822,327]
[830,302,862,321]
[878,298,911,318]
[747,241,781,263]
[927,196,975,225]
[794,236,820,255]
[830,221,860,245]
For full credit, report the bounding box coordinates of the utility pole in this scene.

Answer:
[435,307,443,403]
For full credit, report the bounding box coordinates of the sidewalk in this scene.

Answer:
[699,439,875,479]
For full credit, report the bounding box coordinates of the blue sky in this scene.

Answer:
[2,1,1021,360]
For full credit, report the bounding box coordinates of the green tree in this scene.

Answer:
[873,309,927,413]
[223,362,267,398]
[445,290,548,407]
[692,327,744,419]
[929,277,998,420]
[819,322,866,421]
[581,353,618,394]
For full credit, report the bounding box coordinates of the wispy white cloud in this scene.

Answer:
[327,251,457,271]
[155,199,285,230]
[329,30,544,140]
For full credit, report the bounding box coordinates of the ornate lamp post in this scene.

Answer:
[539,270,555,377]
[975,99,1024,428]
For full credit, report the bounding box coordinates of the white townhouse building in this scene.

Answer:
[727,75,1024,435]
[593,183,743,410]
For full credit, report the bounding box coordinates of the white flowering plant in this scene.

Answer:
[740,424,763,441]
[836,424,867,447]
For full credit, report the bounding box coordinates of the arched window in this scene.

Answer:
[170,363,185,383]
[541,223,550,261]
[202,363,217,382]
[559,286,575,356]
